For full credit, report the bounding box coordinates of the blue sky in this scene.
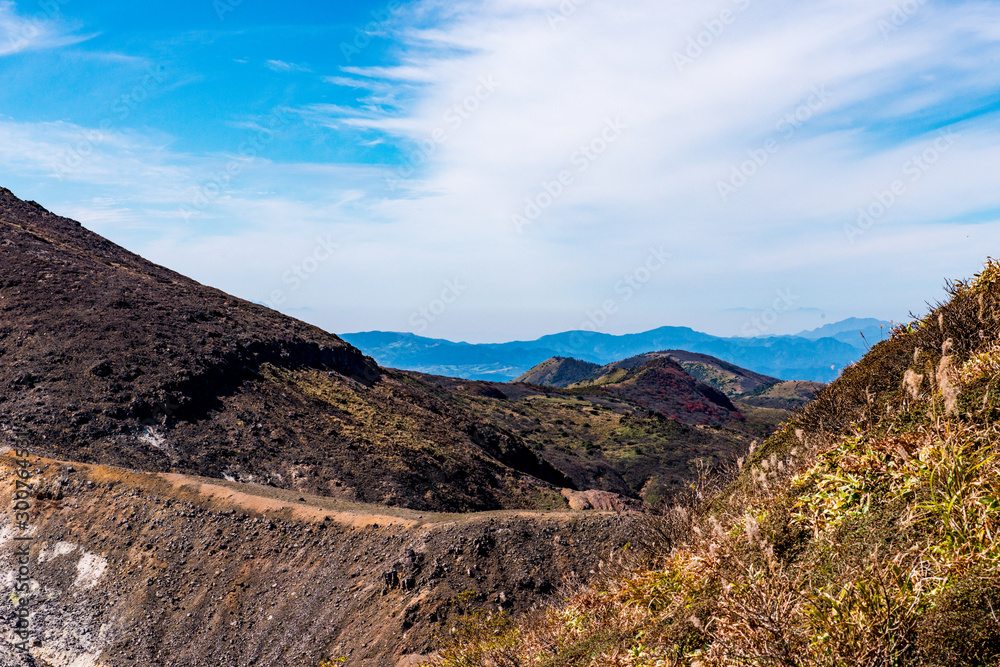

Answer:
[2,0,999,342]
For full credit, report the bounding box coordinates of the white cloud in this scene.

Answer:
[0,0,92,56]
[264,59,312,73]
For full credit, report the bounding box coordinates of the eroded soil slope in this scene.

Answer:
[0,452,632,666]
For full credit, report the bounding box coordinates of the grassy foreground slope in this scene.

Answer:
[432,261,1000,666]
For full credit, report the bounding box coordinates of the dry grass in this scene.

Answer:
[429,260,1000,667]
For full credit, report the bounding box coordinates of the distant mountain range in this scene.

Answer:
[343,318,892,384]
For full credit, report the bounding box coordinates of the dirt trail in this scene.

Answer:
[3,451,613,528]
[158,473,425,529]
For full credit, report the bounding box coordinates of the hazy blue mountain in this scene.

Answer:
[338,331,556,381]
[342,320,875,383]
[795,318,893,349]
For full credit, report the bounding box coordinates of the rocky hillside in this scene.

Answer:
[434,260,1000,665]
[0,187,582,512]
[0,187,792,513]
[0,454,631,666]
[0,186,813,666]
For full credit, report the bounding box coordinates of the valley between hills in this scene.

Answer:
[0,186,819,665]
[0,187,819,665]
[11,186,992,667]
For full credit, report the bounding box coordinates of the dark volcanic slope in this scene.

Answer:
[0,188,569,512]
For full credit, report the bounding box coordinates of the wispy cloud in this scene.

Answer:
[341,65,438,83]
[0,0,93,56]
[3,0,1000,342]
[294,0,1000,337]
[322,75,385,89]
[264,59,312,73]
